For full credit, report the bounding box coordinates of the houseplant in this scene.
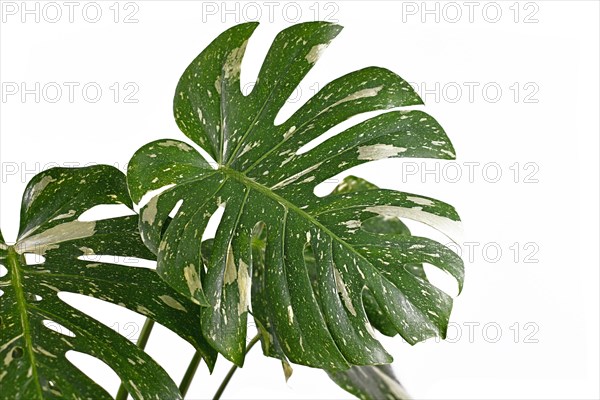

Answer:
[1,21,463,399]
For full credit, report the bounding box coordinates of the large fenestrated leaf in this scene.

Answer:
[127,21,464,369]
[0,166,216,399]
[252,177,419,400]
[252,176,432,367]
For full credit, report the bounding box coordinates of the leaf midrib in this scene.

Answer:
[7,246,44,399]
[169,165,445,336]
[219,167,375,275]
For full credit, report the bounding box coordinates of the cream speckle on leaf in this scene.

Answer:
[357,144,407,160]
[184,263,202,296]
[158,140,194,152]
[159,295,187,312]
[3,165,200,399]
[16,220,97,255]
[126,21,464,379]
[305,43,328,64]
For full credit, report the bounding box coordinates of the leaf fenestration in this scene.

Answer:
[128,22,463,369]
[0,166,216,399]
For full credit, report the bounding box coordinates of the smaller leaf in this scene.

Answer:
[327,364,411,400]
[1,166,217,400]
[331,176,429,337]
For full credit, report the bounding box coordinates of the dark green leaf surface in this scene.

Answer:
[328,364,410,400]
[253,177,428,399]
[0,166,216,399]
[128,22,463,369]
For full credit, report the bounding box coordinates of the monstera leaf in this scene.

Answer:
[252,177,417,400]
[0,166,216,399]
[328,176,428,338]
[328,364,410,400]
[127,21,464,370]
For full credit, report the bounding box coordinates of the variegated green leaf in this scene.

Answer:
[252,177,428,399]
[0,166,216,399]
[128,22,463,370]
[330,176,428,337]
[328,364,410,400]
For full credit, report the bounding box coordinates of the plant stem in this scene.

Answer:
[179,351,202,397]
[115,319,155,400]
[212,334,261,400]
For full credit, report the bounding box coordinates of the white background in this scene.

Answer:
[1,1,599,399]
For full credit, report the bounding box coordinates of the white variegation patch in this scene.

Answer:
[342,220,362,230]
[283,125,296,140]
[406,196,434,206]
[330,86,383,109]
[158,295,187,312]
[50,210,77,221]
[237,259,251,316]
[78,247,95,256]
[158,140,193,152]
[357,144,407,160]
[16,221,97,255]
[25,175,56,209]
[223,246,237,285]
[305,43,328,64]
[214,75,222,94]
[223,40,248,80]
[136,305,154,316]
[334,268,357,316]
[142,196,159,225]
[184,263,201,297]
[270,162,322,190]
[440,148,456,158]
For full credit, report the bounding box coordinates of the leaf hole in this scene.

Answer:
[312,176,342,198]
[65,350,121,397]
[134,184,175,211]
[24,253,46,265]
[42,319,76,337]
[76,255,156,270]
[57,292,145,343]
[78,204,135,222]
[401,219,453,247]
[168,199,184,219]
[134,321,197,386]
[238,22,269,98]
[422,263,459,297]
[202,205,225,242]
[0,263,7,277]
[272,39,345,126]
[295,110,384,155]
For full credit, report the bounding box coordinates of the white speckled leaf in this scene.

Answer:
[328,364,410,400]
[127,22,463,369]
[0,166,216,399]
[251,177,452,399]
